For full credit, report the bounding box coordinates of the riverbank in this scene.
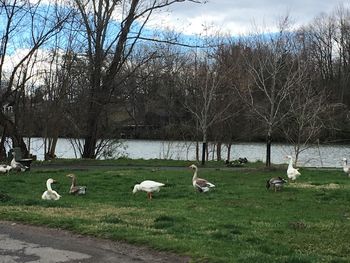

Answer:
[21,137,350,167]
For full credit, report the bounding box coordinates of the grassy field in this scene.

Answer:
[0,160,349,262]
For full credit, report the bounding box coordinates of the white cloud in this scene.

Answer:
[2,48,57,87]
[146,0,350,36]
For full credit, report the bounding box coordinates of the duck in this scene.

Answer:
[10,152,28,172]
[41,178,61,200]
[132,180,165,200]
[342,158,350,176]
[189,164,215,192]
[0,165,12,174]
[66,174,87,195]
[286,155,301,181]
[266,177,287,192]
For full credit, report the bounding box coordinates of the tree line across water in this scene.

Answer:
[0,1,349,165]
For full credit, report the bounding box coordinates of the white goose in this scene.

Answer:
[11,152,28,172]
[132,180,165,200]
[66,174,87,195]
[342,158,350,176]
[189,164,215,192]
[286,155,301,181]
[42,178,61,200]
[0,165,12,174]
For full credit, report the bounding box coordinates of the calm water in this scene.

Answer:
[24,138,350,168]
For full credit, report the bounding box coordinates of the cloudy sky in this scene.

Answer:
[148,0,350,36]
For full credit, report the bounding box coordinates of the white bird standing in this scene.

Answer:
[0,165,12,174]
[10,152,28,172]
[42,178,61,200]
[132,180,165,200]
[342,158,350,176]
[66,174,87,195]
[189,164,215,192]
[286,155,301,181]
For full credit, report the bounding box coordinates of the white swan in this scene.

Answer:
[0,165,12,174]
[10,152,28,172]
[42,178,61,200]
[342,158,350,176]
[189,164,215,192]
[66,174,87,195]
[132,180,165,200]
[286,155,301,181]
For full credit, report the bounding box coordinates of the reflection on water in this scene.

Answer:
[25,138,350,168]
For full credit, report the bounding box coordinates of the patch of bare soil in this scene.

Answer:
[0,221,190,263]
[288,182,341,189]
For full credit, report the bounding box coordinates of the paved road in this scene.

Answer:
[0,221,190,263]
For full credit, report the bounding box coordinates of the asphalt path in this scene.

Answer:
[0,221,190,263]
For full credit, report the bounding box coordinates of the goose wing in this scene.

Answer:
[140,180,164,192]
[70,185,87,195]
[195,178,215,189]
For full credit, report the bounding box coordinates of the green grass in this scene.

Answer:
[0,163,349,262]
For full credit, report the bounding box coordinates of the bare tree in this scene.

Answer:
[282,72,330,165]
[0,0,71,158]
[237,17,303,166]
[73,0,203,159]
[183,46,233,165]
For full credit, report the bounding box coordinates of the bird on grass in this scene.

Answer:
[189,164,215,192]
[286,155,301,181]
[132,180,165,200]
[266,177,288,192]
[42,178,61,200]
[0,165,12,174]
[342,158,350,177]
[10,152,29,172]
[66,174,87,195]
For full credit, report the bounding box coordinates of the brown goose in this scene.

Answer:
[266,177,287,192]
[189,164,215,192]
[66,174,87,195]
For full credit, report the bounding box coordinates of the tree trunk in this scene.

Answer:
[201,141,206,165]
[226,143,232,162]
[82,102,101,159]
[196,140,199,162]
[0,125,7,160]
[216,142,222,161]
[266,134,272,167]
[0,113,28,157]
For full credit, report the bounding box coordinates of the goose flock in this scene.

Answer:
[1,152,349,200]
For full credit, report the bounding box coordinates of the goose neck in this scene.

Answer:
[192,168,198,180]
[288,157,293,168]
[46,181,53,191]
[71,177,76,187]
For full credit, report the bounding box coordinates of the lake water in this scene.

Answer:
[24,138,350,168]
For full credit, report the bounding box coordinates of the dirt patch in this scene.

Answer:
[0,221,190,263]
[288,182,341,189]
